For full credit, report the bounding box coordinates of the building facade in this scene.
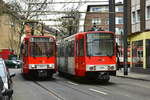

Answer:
[130,0,150,74]
[0,14,20,55]
[84,3,124,55]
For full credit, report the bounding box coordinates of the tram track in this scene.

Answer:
[31,76,150,100]
[32,76,95,100]
[54,80,94,97]
[33,81,65,100]
[30,75,111,100]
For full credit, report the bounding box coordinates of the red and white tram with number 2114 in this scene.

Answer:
[21,36,57,78]
[57,31,117,82]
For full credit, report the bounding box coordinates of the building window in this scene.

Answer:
[102,6,109,12]
[92,18,101,25]
[137,10,140,22]
[90,7,108,12]
[105,18,109,25]
[132,40,143,67]
[116,17,123,24]
[146,39,150,68]
[132,11,136,23]
[90,7,102,12]
[115,28,123,35]
[147,6,150,19]
[116,6,123,12]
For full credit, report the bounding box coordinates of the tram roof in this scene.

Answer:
[64,31,114,39]
[24,35,56,40]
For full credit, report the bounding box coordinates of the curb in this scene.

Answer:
[116,75,150,82]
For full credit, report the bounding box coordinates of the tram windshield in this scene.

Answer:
[86,33,114,56]
[30,37,55,57]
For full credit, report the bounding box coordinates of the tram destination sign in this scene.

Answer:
[30,37,54,42]
[87,33,113,42]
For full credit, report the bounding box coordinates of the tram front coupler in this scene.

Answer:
[98,72,110,80]
[38,70,47,77]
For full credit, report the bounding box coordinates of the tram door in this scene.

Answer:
[64,43,68,73]
[76,36,85,75]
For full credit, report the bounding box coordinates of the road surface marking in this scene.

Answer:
[68,81,79,85]
[89,88,108,95]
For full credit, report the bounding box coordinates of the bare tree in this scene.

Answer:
[5,0,53,56]
[60,10,80,37]
[57,0,88,37]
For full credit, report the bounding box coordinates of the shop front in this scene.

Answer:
[129,31,150,74]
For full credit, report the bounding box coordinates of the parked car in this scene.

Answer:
[5,60,22,68]
[0,58,15,100]
[0,76,13,100]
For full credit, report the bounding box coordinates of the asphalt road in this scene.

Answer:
[10,69,150,100]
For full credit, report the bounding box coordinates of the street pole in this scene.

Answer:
[123,0,129,75]
[109,0,115,33]
[41,23,44,36]
[140,0,146,32]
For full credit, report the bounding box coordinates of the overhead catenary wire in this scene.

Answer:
[14,10,119,14]
[18,18,111,22]
[29,1,108,5]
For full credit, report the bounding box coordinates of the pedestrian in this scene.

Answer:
[116,43,121,70]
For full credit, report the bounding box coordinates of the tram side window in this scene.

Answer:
[68,42,71,57]
[57,45,60,57]
[71,41,74,57]
[60,45,64,57]
[59,46,61,57]
[65,44,69,57]
[62,45,65,57]
[78,39,84,56]
[68,41,74,57]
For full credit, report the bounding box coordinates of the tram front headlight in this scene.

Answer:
[47,64,54,69]
[30,64,35,68]
[108,65,115,70]
[32,65,35,68]
[87,65,96,71]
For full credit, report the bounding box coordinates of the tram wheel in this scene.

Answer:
[58,71,63,76]
[100,79,110,83]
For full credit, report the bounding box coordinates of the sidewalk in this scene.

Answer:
[116,69,150,81]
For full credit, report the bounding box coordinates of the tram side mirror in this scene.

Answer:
[21,43,25,56]
[22,50,25,56]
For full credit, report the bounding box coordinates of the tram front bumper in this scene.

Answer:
[29,64,55,69]
[86,64,116,71]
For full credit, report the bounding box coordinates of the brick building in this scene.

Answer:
[84,3,124,48]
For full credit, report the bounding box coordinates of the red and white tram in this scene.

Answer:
[57,31,117,82]
[21,36,57,78]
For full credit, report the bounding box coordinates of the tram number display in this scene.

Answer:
[93,35,111,39]
[36,65,47,69]
[87,33,113,40]
[30,37,54,42]
[86,65,116,71]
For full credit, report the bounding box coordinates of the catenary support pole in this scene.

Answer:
[109,0,115,33]
[123,0,129,75]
